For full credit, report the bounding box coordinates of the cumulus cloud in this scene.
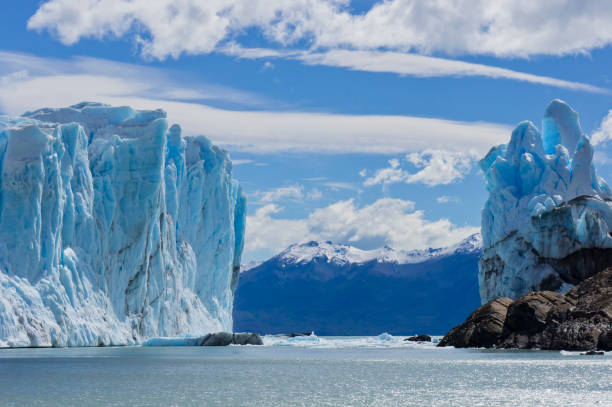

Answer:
[28,0,612,58]
[364,150,477,187]
[0,51,511,155]
[25,0,610,92]
[244,198,479,260]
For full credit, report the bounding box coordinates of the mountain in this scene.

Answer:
[0,102,246,347]
[233,235,482,336]
[479,100,612,303]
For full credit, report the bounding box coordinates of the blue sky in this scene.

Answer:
[1,0,612,262]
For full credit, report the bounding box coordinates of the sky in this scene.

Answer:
[1,0,612,262]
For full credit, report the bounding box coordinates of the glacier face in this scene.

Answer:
[0,102,246,347]
[479,100,612,304]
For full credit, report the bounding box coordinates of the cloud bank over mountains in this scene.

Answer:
[245,198,479,260]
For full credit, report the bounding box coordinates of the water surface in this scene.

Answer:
[1,335,610,406]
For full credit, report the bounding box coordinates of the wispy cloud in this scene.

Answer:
[250,184,323,204]
[0,51,268,109]
[298,50,609,94]
[0,51,512,155]
[437,195,461,204]
[252,185,305,203]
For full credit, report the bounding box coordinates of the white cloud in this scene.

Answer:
[26,1,610,93]
[244,198,479,260]
[0,52,511,155]
[0,51,266,108]
[322,182,361,192]
[261,61,275,71]
[232,159,255,165]
[298,50,608,94]
[437,195,461,204]
[307,189,323,200]
[29,0,612,58]
[592,110,612,146]
[223,44,606,93]
[251,185,323,203]
[364,150,477,187]
[253,185,305,203]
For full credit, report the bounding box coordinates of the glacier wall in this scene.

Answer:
[479,100,612,303]
[0,102,246,347]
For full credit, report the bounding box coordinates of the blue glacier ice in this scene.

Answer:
[479,100,612,303]
[0,102,246,347]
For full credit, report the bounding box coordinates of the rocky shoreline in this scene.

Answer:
[439,268,612,351]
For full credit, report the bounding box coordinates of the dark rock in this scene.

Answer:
[405,334,431,342]
[441,268,612,351]
[438,297,513,348]
[539,268,612,351]
[199,332,263,346]
[499,291,571,349]
[581,350,604,355]
[199,332,233,346]
[286,332,312,338]
[232,332,264,345]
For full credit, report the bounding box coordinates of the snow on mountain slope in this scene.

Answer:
[276,234,482,266]
[479,100,612,303]
[0,102,246,347]
[234,234,482,335]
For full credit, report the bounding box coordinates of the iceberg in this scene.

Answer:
[0,102,246,347]
[479,100,612,303]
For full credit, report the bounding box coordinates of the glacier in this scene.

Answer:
[479,100,612,303]
[0,102,246,347]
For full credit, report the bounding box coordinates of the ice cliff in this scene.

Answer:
[479,100,612,304]
[0,102,246,347]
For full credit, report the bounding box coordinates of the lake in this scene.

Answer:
[1,334,610,406]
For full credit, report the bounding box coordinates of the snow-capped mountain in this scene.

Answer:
[234,234,482,335]
[0,103,246,347]
[272,233,482,268]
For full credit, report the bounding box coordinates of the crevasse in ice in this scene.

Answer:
[0,102,246,347]
[479,100,612,303]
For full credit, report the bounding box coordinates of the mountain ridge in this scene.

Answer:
[234,234,482,335]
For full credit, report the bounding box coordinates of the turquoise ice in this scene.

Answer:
[479,100,612,303]
[0,102,246,347]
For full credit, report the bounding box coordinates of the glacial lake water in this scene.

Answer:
[1,334,611,406]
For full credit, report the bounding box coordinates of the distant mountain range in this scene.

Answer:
[234,234,482,336]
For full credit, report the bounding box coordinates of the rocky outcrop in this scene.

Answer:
[199,332,263,346]
[405,334,431,342]
[439,268,612,350]
[499,291,570,348]
[437,297,513,348]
